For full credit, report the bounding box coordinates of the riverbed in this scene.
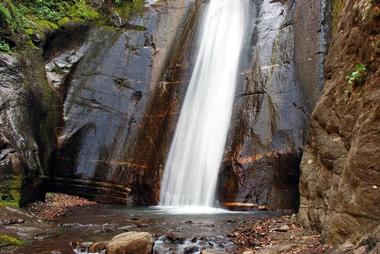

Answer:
[0,194,322,254]
[18,205,285,253]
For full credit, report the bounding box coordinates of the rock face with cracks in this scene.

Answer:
[299,0,380,245]
[0,50,59,206]
[0,0,329,210]
[218,0,329,211]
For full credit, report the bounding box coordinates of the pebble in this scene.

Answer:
[89,242,108,253]
[118,225,134,231]
[184,245,199,254]
[280,225,290,231]
[136,223,149,228]
[258,205,268,211]
[101,223,116,232]
[80,242,93,248]
[1,218,25,225]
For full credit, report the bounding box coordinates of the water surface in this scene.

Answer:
[22,205,285,253]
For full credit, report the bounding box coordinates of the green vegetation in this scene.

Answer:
[347,63,367,86]
[0,234,25,247]
[0,0,146,51]
[13,0,101,32]
[0,175,22,207]
[114,0,145,19]
[0,1,28,33]
[0,39,10,52]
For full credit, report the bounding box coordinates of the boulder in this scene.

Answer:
[106,231,153,254]
[201,250,227,254]
[88,242,107,253]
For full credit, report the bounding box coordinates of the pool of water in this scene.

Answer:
[20,205,286,254]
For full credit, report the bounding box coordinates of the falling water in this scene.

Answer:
[160,0,249,207]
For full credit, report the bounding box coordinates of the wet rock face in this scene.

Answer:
[44,24,91,90]
[0,136,23,205]
[45,0,329,208]
[0,0,331,209]
[0,54,40,175]
[293,0,332,110]
[299,0,380,245]
[218,0,327,210]
[0,51,58,205]
[47,0,201,204]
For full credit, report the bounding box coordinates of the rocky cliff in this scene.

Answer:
[219,0,329,210]
[0,0,330,208]
[46,0,202,205]
[299,0,380,246]
[1,0,204,205]
[0,48,59,206]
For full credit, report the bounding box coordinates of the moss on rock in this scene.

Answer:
[114,0,146,20]
[0,175,22,207]
[332,0,345,34]
[0,234,25,247]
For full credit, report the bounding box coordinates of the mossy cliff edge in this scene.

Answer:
[0,0,146,207]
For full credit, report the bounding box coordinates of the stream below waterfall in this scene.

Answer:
[18,205,285,254]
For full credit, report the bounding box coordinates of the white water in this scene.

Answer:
[155,205,238,215]
[160,0,249,207]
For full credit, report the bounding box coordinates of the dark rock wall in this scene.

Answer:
[299,0,380,245]
[0,0,332,210]
[46,0,203,204]
[0,49,59,205]
[218,0,328,210]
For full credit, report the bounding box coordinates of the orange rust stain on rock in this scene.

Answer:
[226,149,294,165]
[139,111,179,119]
[55,157,149,169]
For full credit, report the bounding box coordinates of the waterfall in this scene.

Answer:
[159,0,249,207]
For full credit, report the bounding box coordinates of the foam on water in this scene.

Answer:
[155,206,241,215]
[160,0,249,207]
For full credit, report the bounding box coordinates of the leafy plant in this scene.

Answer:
[0,2,12,28]
[115,0,145,19]
[66,0,100,21]
[19,0,74,23]
[0,39,10,52]
[0,0,145,49]
[346,63,367,86]
[0,1,29,33]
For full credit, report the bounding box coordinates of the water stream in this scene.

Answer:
[160,0,249,207]
[20,205,284,253]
